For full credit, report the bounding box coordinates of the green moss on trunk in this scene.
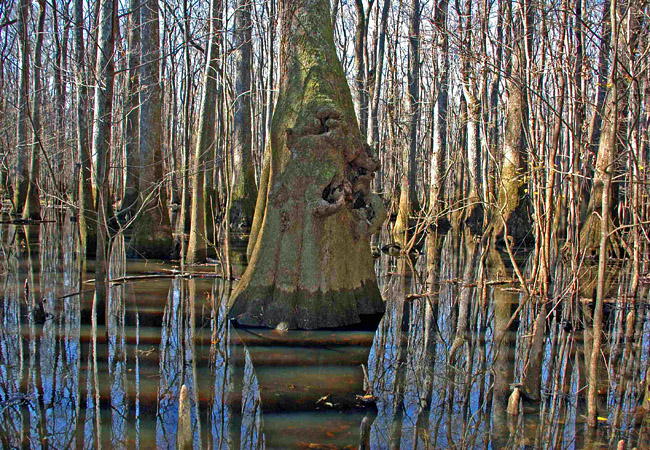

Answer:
[228,0,386,330]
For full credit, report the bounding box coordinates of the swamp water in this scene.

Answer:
[1,212,650,449]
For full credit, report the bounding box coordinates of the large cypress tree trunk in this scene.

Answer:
[128,0,173,259]
[228,0,386,330]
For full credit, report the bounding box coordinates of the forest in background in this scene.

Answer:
[0,0,648,262]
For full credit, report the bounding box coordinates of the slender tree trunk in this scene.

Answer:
[393,0,421,247]
[118,0,140,220]
[92,0,117,309]
[74,0,96,251]
[247,0,276,260]
[460,0,482,232]
[178,0,193,257]
[230,0,257,230]
[587,0,620,427]
[429,0,449,225]
[13,0,30,215]
[23,0,46,220]
[367,0,390,151]
[353,0,368,136]
[53,1,69,202]
[492,0,532,246]
[187,0,222,264]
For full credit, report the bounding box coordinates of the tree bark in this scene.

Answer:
[186,0,222,264]
[428,0,448,224]
[73,0,96,252]
[230,0,257,230]
[118,0,141,220]
[128,0,173,259]
[393,0,421,247]
[12,0,30,215]
[493,0,532,246]
[23,0,46,220]
[353,0,368,136]
[367,0,390,150]
[228,0,386,329]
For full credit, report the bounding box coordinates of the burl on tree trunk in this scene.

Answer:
[228,0,386,329]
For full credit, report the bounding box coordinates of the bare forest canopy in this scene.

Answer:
[0,0,648,258]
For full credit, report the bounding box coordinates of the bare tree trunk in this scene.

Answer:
[73,0,96,251]
[460,0,482,232]
[92,0,117,312]
[247,0,276,260]
[353,0,368,136]
[492,0,532,246]
[367,0,390,151]
[230,0,257,230]
[118,0,140,221]
[429,0,449,225]
[53,1,69,203]
[229,0,386,329]
[393,0,421,247]
[579,0,623,255]
[187,0,222,264]
[178,0,193,257]
[12,0,30,215]
[582,0,611,221]
[23,0,46,220]
[587,0,620,427]
[129,0,173,259]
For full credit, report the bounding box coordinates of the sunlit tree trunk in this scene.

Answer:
[247,0,276,260]
[353,0,369,136]
[367,0,390,152]
[73,0,95,251]
[393,0,421,248]
[129,0,173,258]
[460,0,482,232]
[492,0,532,246]
[228,0,386,329]
[186,0,222,264]
[177,0,193,256]
[428,0,448,224]
[587,0,625,427]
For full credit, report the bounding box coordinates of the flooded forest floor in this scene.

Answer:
[1,209,650,449]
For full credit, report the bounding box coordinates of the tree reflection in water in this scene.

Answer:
[1,214,650,448]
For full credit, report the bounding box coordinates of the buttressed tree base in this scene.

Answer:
[227,0,386,330]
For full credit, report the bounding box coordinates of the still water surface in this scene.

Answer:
[1,213,649,448]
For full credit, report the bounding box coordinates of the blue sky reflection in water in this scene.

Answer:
[1,215,650,448]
